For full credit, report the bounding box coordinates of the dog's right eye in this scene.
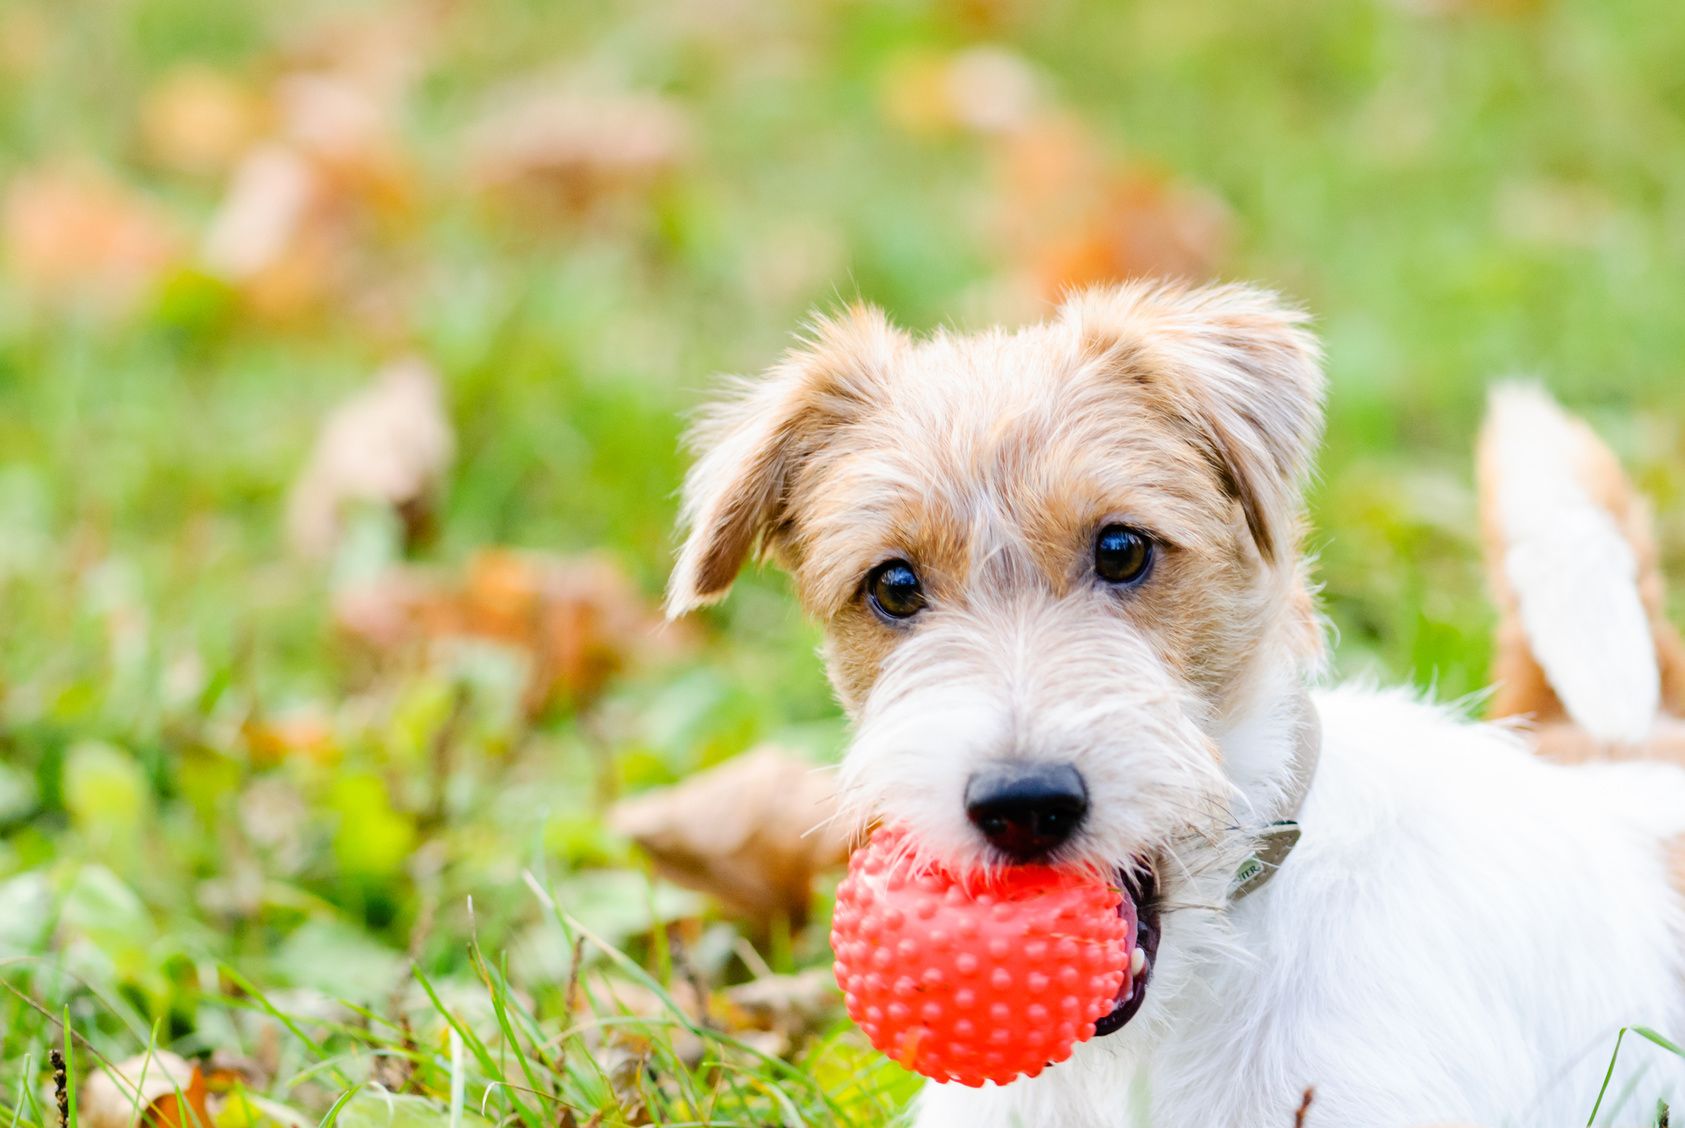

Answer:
[866,560,925,621]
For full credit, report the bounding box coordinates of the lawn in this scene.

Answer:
[3,0,1685,1124]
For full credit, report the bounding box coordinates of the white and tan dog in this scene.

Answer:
[666,281,1685,1126]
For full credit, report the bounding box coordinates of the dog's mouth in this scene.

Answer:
[1094,859,1160,1037]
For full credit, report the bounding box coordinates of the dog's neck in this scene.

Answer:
[1216,648,1320,829]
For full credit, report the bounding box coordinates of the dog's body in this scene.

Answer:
[667,282,1685,1125]
[919,686,1685,1126]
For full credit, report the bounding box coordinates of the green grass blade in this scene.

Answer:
[1588,1027,1685,1125]
[317,1084,367,1128]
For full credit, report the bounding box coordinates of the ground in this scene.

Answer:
[2,0,1685,1124]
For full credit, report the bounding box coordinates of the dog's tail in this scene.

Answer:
[1477,384,1685,744]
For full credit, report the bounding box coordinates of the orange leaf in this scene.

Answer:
[80,1054,209,1128]
[334,550,684,715]
[993,116,1233,299]
[241,712,337,768]
[3,163,183,315]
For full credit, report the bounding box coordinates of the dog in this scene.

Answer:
[665,281,1685,1126]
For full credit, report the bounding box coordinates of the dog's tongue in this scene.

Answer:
[831,825,1134,1088]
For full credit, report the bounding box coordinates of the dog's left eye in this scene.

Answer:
[1095,524,1154,586]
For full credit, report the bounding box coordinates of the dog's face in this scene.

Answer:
[669,281,1325,1030]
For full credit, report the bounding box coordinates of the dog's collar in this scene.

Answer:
[1228,694,1321,902]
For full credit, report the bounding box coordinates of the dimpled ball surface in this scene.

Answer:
[830,825,1132,1088]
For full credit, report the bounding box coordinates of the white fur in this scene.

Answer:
[1484,384,1660,743]
[667,287,1685,1127]
[915,687,1685,1127]
[837,584,1236,878]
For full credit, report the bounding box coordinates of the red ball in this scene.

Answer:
[830,825,1133,1088]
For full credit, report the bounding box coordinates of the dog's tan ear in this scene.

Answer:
[1062,282,1325,563]
[667,305,902,617]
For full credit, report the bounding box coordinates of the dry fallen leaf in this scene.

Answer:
[173,2,427,324]
[464,79,691,218]
[721,967,838,1045]
[2,163,183,315]
[610,746,850,925]
[879,46,1043,137]
[139,66,269,177]
[197,95,411,325]
[286,356,454,560]
[203,144,318,281]
[274,3,440,114]
[79,1052,209,1128]
[1026,168,1233,298]
[273,72,415,219]
[241,710,337,768]
[200,141,366,322]
[995,115,1232,300]
[334,549,680,715]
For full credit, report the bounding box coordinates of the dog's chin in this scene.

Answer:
[1094,859,1161,1037]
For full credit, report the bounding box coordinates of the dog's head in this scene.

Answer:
[668,281,1326,1032]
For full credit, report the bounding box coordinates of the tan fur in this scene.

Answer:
[1478,392,1685,991]
[669,281,1325,715]
[1528,718,1685,767]
[1672,835,1685,904]
[1478,402,1685,724]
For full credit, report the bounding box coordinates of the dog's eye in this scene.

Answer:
[866,560,925,620]
[1095,525,1154,586]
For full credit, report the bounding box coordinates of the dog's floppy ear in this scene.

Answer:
[667,305,902,616]
[1062,282,1326,563]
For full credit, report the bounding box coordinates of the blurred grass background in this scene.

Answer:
[3,0,1685,1123]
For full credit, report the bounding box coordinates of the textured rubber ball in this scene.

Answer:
[830,825,1134,1088]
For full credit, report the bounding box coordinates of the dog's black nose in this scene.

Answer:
[965,762,1088,861]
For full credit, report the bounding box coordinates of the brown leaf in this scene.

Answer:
[200,142,359,323]
[2,163,184,315]
[241,711,337,768]
[464,80,690,219]
[198,117,412,326]
[995,116,1232,300]
[79,1053,209,1128]
[610,747,849,924]
[139,66,269,177]
[721,967,839,1044]
[1028,169,1232,298]
[273,72,415,219]
[181,5,426,324]
[334,550,680,714]
[879,46,1043,137]
[285,356,454,559]
[274,4,440,113]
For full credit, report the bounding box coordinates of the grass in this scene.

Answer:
[2,0,1685,1124]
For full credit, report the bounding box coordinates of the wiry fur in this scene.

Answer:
[669,283,1685,1126]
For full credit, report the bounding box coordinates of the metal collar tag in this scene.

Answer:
[1230,820,1302,902]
